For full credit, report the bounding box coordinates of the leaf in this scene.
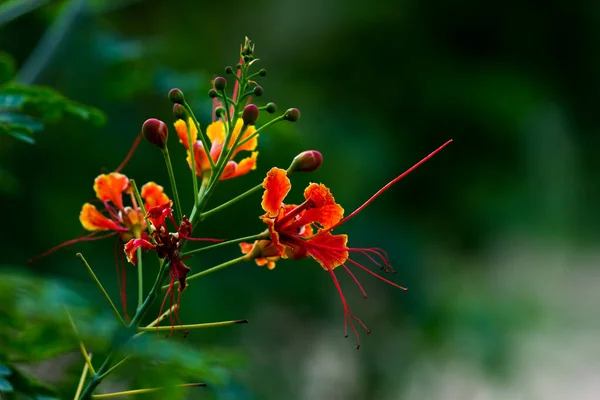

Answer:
[0,365,10,376]
[0,377,13,392]
[0,52,16,84]
[0,81,107,144]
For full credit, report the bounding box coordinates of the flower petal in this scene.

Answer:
[124,238,156,264]
[146,201,173,229]
[189,141,214,177]
[305,232,349,271]
[230,119,257,153]
[220,151,258,180]
[174,118,198,151]
[141,182,170,210]
[93,173,129,210]
[300,183,344,229]
[261,167,291,216]
[79,203,122,231]
[206,120,225,145]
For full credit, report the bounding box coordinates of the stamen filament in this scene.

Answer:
[114,133,142,173]
[136,247,143,309]
[160,147,183,223]
[137,319,247,332]
[327,139,453,232]
[76,253,127,327]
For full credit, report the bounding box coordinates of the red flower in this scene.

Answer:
[242,140,452,347]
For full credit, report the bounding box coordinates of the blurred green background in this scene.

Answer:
[2,0,599,398]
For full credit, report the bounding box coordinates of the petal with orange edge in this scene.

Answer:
[124,238,155,264]
[231,119,257,153]
[141,182,170,210]
[305,232,349,271]
[261,167,291,216]
[94,173,129,210]
[220,151,258,180]
[80,203,122,231]
[190,141,213,176]
[174,118,198,150]
[304,183,337,208]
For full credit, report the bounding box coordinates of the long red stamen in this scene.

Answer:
[29,231,118,263]
[230,57,243,116]
[342,264,368,298]
[328,139,453,233]
[114,133,142,173]
[345,257,406,290]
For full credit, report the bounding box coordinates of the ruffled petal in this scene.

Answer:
[146,201,173,229]
[305,232,349,271]
[261,168,290,216]
[79,203,122,231]
[124,238,156,264]
[300,183,344,229]
[141,182,170,210]
[174,118,198,151]
[220,151,258,180]
[93,173,129,210]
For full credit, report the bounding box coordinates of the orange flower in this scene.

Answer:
[175,118,259,180]
[79,173,170,241]
[242,139,453,347]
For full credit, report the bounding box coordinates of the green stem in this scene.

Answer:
[199,184,262,221]
[64,307,96,375]
[236,115,285,149]
[162,255,248,290]
[136,248,143,309]
[183,232,268,256]
[76,253,126,327]
[130,260,170,327]
[160,146,183,222]
[186,118,200,205]
[129,180,147,216]
[184,105,216,170]
[77,353,113,400]
[137,319,247,332]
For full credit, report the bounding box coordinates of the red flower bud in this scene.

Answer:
[142,118,168,149]
[242,104,259,125]
[172,103,187,120]
[288,150,323,173]
[284,108,301,122]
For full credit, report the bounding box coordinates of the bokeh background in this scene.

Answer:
[2,0,600,398]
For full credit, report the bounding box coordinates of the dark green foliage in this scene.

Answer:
[0,83,106,144]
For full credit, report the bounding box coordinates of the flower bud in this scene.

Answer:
[214,76,227,91]
[236,63,242,70]
[215,106,226,118]
[168,88,185,104]
[265,102,277,114]
[208,88,218,98]
[142,118,168,149]
[253,86,264,97]
[288,150,323,173]
[284,108,301,122]
[259,68,267,77]
[172,104,187,120]
[242,104,259,125]
[225,66,234,74]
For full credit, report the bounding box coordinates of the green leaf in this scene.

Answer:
[0,376,13,392]
[0,52,16,84]
[0,364,10,376]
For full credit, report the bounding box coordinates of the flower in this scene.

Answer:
[123,202,222,330]
[240,167,404,347]
[174,117,259,180]
[79,173,170,242]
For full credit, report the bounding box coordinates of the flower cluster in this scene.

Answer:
[33,36,450,400]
